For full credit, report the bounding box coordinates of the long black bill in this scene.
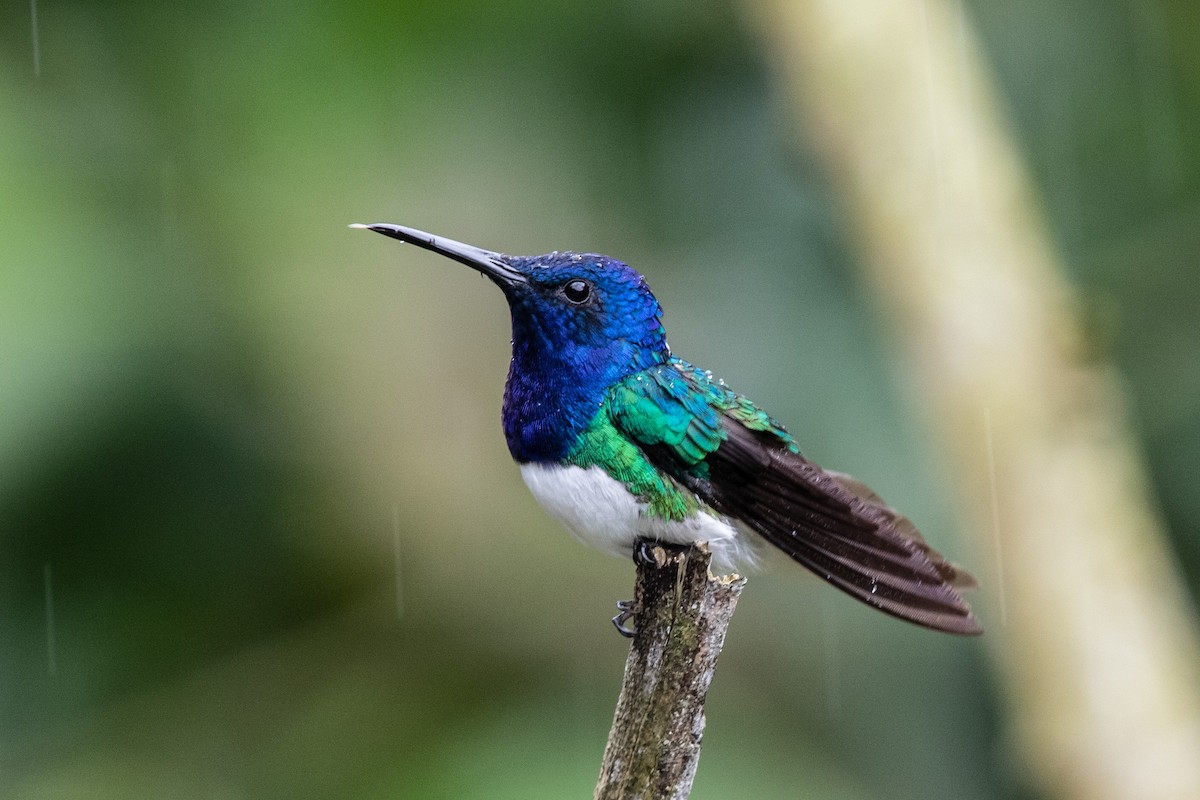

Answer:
[350,223,526,286]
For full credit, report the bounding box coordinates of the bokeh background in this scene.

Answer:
[2,1,1198,798]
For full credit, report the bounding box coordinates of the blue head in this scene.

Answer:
[353,223,670,462]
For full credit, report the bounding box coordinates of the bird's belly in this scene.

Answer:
[518,463,749,572]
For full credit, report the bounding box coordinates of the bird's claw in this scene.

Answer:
[633,539,661,568]
[616,541,686,635]
[612,599,637,638]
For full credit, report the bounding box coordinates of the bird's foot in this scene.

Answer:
[633,538,690,569]
[612,599,637,638]
[633,538,664,568]
[616,541,690,636]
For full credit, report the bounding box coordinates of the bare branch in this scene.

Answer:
[594,543,746,800]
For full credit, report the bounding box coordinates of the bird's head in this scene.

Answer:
[352,223,670,373]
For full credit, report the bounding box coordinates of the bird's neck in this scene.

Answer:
[501,322,665,464]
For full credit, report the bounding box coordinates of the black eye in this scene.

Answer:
[562,279,592,304]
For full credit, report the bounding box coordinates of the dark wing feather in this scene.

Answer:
[692,420,982,635]
[608,359,981,636]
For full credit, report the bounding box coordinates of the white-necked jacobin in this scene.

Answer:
[353,222,981,636]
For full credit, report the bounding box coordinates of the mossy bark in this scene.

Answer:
[594,543,746,800]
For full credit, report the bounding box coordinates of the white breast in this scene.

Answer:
[518,463,755,573]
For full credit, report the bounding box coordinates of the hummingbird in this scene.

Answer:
[352,222,981,636]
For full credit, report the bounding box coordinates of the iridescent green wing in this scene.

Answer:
[605,358,795,478]
[607,358,981,636]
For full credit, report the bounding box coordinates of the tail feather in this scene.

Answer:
[695,421,982,636]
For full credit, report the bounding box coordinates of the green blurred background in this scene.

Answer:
[2,1,1197,798]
